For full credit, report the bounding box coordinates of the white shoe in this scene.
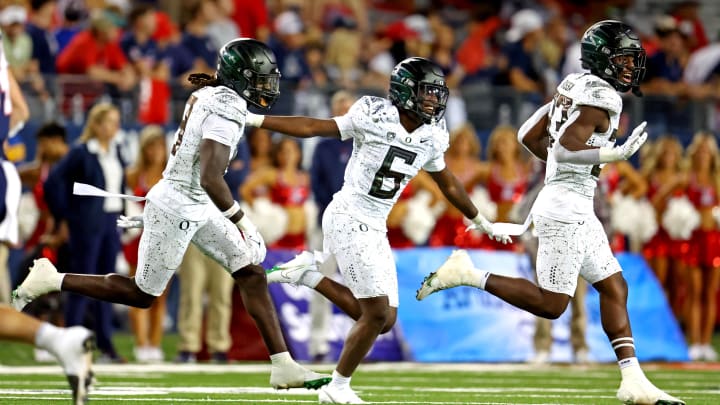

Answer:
[269,361,331,390]
[147,346,164,363]
[617,376,685,404]
[133,346,146,363]
[133,346,153,363]
[416,250,476,300]
[688,344,703,361]
[34,348,56,363]
[702,344,718,361]
[574,348,590,364]
[50,326,95,405]
[529,350,549,364]
[266,251,319,287]
[11,258,63,311]
[319,384,366,404]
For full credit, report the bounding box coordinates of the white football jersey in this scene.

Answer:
[532,73,622,221]
[332,96,449,231]
[146,85,247,220]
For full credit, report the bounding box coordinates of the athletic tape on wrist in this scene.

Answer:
[222,201,241,219]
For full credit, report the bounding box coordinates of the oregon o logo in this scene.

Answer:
[359,224,368,232]
[179,221,190,230]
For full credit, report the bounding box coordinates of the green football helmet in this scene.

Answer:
[216,38,281,109]
[580,20,646,95]
[389,57,449,124]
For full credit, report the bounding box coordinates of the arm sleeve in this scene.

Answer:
[517,102,551,144]
[331,97,370,142]
[201,113,239,146]
[553,142,602,164]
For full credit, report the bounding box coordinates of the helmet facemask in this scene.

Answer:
[605,49,646,94]
[241,69,280,109]
[412,82,449,124]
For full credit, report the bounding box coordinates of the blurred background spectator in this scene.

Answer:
[43,102,125,363]
[175,244,234,364]
[56,8,135,103]
[241,137,310,250]
[307,89,354,362]
[122,125,168,363]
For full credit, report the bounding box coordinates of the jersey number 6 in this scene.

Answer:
[369,146,417,199]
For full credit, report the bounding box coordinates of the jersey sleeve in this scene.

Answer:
[332,96,379,142]
[201,113,239,147]
[570,76,623,117]
[199,86,249,126]
[422,120,450,172]
[423,150,446,172]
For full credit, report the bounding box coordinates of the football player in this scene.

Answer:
[244,57,510,403]
[417,20,684,405]
[12,38,329,390]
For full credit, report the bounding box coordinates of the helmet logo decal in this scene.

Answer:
[386,131,396,141]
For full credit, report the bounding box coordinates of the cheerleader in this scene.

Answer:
[682,133,720,361]
[641,136,687,306]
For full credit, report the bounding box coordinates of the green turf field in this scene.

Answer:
[1,333,719,404]
[0,362,718,404]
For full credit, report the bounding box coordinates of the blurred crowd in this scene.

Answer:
[1,0,720,135]
[1,0,719,363]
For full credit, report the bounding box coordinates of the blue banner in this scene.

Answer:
[396,248,688,362]
[264,250,405,362]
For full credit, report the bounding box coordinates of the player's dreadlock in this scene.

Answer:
[188,73,221,89]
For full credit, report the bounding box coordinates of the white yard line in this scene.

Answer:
[0,362,622,375]
[0,396,585,405]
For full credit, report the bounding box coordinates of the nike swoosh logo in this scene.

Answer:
[420,139,430,143]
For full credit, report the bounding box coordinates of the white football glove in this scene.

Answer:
[236,215,267,265]
[600,121,648,162]
[466,214,512,245]
[117,215,144,229]
[618,121,648,159]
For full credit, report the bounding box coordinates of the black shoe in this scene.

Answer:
[175,351,196,363]
[96,352,127,364]
[210,352,228,364]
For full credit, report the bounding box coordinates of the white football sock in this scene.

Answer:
[329,370,351,388]
[470,269,492,290]
[269,351,293,365]
[34,322,62,353]
[618,357,644,380]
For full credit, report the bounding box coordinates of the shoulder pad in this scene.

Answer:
[195,86,248,125]
[560,74,622,116]
[356,96,392,117]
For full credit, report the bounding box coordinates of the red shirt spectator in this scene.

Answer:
[56,30,127,73]
[672,1,708,52]
[233,0,268,40]
[152,11,179,47]
[456,15,501,76]
[55,11,135,92]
